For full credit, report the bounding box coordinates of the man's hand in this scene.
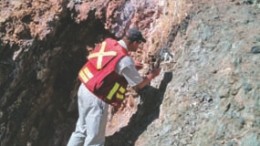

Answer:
[134,67,161,91]
[147,68,161,80]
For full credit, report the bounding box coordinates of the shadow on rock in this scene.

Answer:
[105,72,173,146]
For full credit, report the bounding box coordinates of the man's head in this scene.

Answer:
[124,28,146,51]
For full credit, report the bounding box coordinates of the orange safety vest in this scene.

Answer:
[78,38,128,105]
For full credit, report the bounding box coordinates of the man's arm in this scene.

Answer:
[118,56,161,91]
[121,65,160,91]
[133,68,161,90]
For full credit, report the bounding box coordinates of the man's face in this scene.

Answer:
[129,41,141,52]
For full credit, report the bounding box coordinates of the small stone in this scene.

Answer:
[243,83,252,94]
[251,46,260,54]
[0,111,3,119]
[226,140,238,146]
[219,86,230,98]
[73,0,82,4]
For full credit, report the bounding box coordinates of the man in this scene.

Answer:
[67,28,160,146]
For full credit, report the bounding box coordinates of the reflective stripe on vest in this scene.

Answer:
[88,41,117,70]
[79,67,93,83]
[107,82,126,100]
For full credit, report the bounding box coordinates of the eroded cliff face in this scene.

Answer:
[0,0,259,146]
[136,1,260,145]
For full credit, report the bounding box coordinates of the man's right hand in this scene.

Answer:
[147,68,161,80]
[133,68,161,91]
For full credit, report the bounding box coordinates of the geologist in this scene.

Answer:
[67,28,161,146]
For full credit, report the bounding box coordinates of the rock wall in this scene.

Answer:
[0,0,118,145]
[0,0,259,146]
[135,0,260,146]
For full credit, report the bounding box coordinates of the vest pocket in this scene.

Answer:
[106,82,126,101]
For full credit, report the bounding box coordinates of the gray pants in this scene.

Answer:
[67,84,109,146]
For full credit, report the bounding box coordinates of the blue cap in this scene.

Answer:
[126,28,146,43]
